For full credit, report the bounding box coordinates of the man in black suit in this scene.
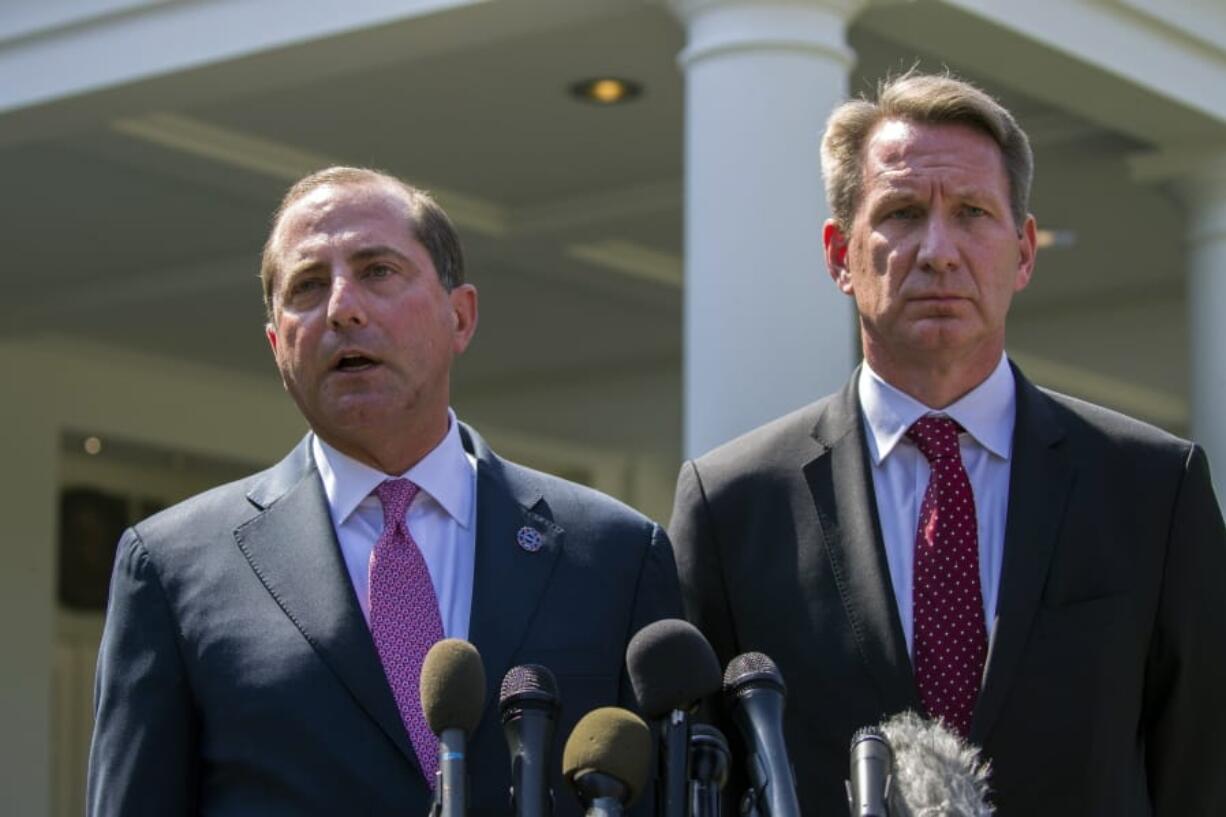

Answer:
[88,167,682,815]
[670,73,1226,815]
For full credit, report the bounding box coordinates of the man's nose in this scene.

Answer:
[326,274,367,328]
[916,214,959,273]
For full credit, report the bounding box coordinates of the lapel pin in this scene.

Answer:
[516,526,544,553]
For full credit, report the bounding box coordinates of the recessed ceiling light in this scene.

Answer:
[570,77,643,105]
[83,436,103,456]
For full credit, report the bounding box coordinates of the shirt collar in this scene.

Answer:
[858,354,1016,464]
[312,409,476,528]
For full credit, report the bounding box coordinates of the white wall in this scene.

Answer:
[0,334,303,815]
[0,333,680,813]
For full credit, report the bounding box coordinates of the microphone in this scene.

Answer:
[722,652,801,817]
[689,723,731,817]
[877,711,993,817]
[420,638,487,817]
[626,619,723,817]
[562,707,652,817]
[846,727,892,816]
[500,664,561,817]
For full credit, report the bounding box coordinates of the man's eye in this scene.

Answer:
[887,206,920,220]
[366,263,395,279]
[291,278,324,293]
[962,205,988,218]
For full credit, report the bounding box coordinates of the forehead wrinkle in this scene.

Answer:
[866,152,1006,204]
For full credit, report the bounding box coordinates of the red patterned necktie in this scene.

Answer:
[369,478,444,786]
[906,416,988,738]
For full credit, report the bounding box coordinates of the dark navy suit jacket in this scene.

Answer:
[88,423,682,816]
[671,367,1226,816]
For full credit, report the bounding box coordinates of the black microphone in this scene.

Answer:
[626,619,723,817]
[420,639,487,817]
[562,707,652,817]
[877,711,993,817]
[500,664,561,817]
[847,727,892,817]
[689,723,731,817]
[722,652,801,817]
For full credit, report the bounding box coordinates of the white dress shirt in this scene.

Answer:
[312,410,477,639]
[858,355,1016,657]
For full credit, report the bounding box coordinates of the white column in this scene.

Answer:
[1182,154,1226,498]
[669,0,864,459]
[1136,148,1226,498]
[0,343,56,816]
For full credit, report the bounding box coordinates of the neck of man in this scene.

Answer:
[863,337,1004,410]
[322,407,451,476]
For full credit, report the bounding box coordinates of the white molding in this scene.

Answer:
[109,113,692,291]
[937,0,1226,129]
[670,0,865,68]
[1018,110,1101,148]
[513,179,681,236]
[566,239,683,288]
[0,0,178,47]
[1129,147,1226,244]
[0,0,483,115]
[1009,350,1187,427]
[1110,0,1226,60]
[111,112,511,236]
[1129,147,1226,184]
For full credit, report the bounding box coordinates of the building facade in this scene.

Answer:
[2,1,1224,812]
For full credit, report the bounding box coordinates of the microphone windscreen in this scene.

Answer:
[626,618,721,718]
[879,711,994,817]
[722,651,786,696]
[562,707,651,805]
[420,638,486,734]
[499,663,560,716]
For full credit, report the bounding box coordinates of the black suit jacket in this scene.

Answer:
[88,423,682,816]
[670,367,1226,816]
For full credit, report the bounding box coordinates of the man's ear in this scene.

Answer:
[265,322,279,356]
[449,284,479,355]
[1014,214,1037,293]
[823,219,854,294]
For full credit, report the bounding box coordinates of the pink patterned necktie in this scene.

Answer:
[907,416,988,738]
[369,478,444,786]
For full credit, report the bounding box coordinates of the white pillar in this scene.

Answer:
[0,344,56,816]
[1182,154,1226,498]
[669,0,864,458]
[1136,148,1226,498]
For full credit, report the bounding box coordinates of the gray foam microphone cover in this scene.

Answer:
[626,618,721,718]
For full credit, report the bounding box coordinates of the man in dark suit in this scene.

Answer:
[88,167,681,816]
[670,73,1226,815]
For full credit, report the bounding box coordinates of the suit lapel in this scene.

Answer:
[807,376,919,713]
[971,367,1074,744]
[462,425,564,714]
[233,437,419,768]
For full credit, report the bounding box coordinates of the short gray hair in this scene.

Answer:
[260,166,464,319]
[821,71,1033,230]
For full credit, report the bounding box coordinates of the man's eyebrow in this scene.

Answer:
[282,258,326,283]
[349,245,413,265]
[868,188,919,208]
[280,245,416,285]
[948,185,998,202]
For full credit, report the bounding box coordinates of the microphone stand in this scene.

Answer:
[658,709,690,817]
[437,727,467,817]
[689,724,730,817]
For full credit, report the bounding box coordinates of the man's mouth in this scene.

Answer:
[335,353,379,372]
